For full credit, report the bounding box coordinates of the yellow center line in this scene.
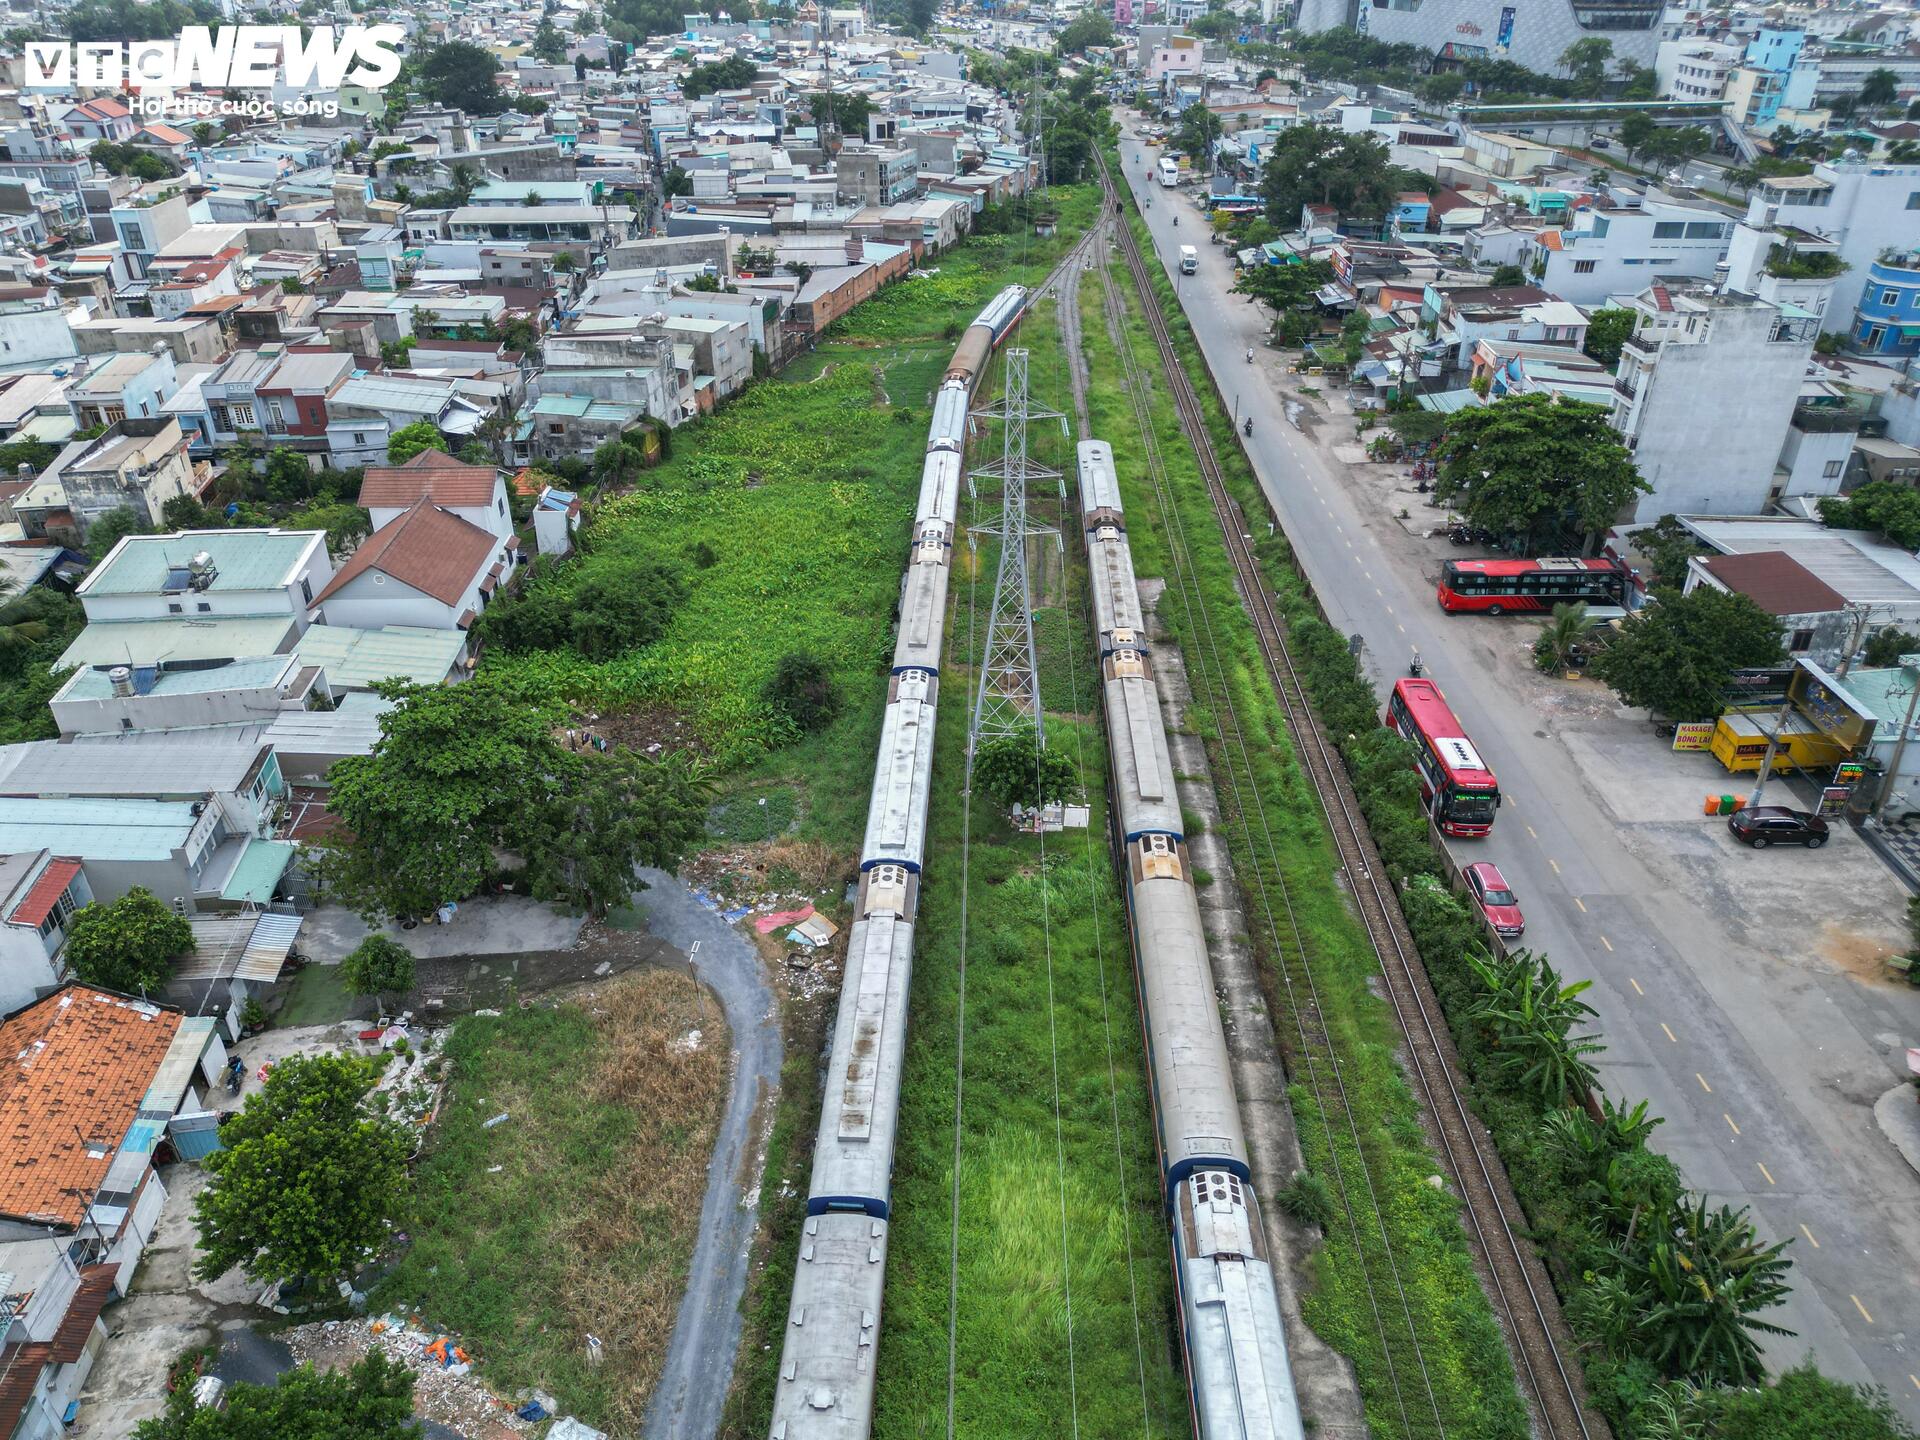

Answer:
[1909,1375,1918,1393]
[1696,1073,1712,1093]
[1724,1113,1741,1136]
[1660,1022,1677,1043]
[1800,1224,1820,1249]
[1757,1162,1775,1186]
[1574,897,1587,913]
[1852,1294,1874,1324]
[1549,858,1561,874]
[1627,973,1639,991]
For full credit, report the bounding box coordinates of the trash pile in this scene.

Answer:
[282,1314,600,1439]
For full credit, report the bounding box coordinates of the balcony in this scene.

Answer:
[1791,399,1869,433]
[1876,249,1920,273]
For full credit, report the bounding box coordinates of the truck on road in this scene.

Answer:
[1179,244,1198,275]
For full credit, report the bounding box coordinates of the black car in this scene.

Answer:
[1728,805,1829,849]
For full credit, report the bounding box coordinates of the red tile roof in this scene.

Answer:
[7,858,81,928]
[1698,551,1845,616]
[0,987,181,1228]
[52,1264,118,1362]
[357,451,502,510]
[0,1342,52,1436]
[312,497,497,609]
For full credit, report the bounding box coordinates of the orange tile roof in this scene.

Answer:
[0,987,181,1228]
[312,497,496,609]
[358,451,501,510]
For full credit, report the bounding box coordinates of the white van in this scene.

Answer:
[1179,245,1198,275]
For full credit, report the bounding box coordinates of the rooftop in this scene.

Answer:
[0,796,199,862]
[1684,517,1920,610]
[312,498,497,610]
[0,986,182,1228]
[1695,549,1847,616]
[54,655,293,703]
[358,451,502,511]
[77,529,324,599]
[55,615,300,672]
[289,624,467,691]
[0,738,268,798]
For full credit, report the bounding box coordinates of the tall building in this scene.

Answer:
[1746,158,1920,343]
[1294,0,1664,79]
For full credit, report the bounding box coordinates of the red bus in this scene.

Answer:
[1385,678,1500,837]
[1437,557,1626,614]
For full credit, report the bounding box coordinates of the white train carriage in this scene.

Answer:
[893,524,953,676]
[772,288,1030,1440]
[1080,431,1303,1440]
[928,384,971,454]
[916,448,963,529]
[1177,1175,1304,1440]
[1127,854,1250,1194]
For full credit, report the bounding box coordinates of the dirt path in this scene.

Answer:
[635,867,783,1440]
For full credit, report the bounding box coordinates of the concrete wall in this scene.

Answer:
[318,572,466,631]
[0,304,77,366]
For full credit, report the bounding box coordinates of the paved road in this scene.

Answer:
[1117,127,1920,1420]
[638,868,784,1440]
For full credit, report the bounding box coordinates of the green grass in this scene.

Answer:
[1081,194,1529,1440]
[875,290,1189,1440]
[372,972,725,1437]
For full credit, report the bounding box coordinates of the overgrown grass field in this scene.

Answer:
[371,971,726,1436]
[1080,201,1529,1440]
[878,293,1189,1438]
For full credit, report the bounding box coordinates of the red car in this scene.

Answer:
[1464,862,1526,938]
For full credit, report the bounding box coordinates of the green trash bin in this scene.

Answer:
[1720,794,1737,815]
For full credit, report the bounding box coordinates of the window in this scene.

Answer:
[353,432,366,445]
[196,601,211,612]
[1823,460,1844,478]
[230,402,254,427]
[300,576,312,604]
[497,499,505,515]
[267,400,284,426]
[1684,221,1725,239]
[1883,289,1901,307]
[1908,192,1920,210]
[1653,221,1686,239]
[1789,628,1814,652]
[1573,259,1597,274]
[167,601,182,613]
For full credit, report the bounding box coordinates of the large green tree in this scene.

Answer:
[385,421,448,466]
[1434,395,1650,551]
[311,681,707,920]
[1860,67,1901,111]
[683,55,757,98]
[339,935,416,1010]
[1056,9,1115,53]
[63,887,193,995]
[1819,479,1920,548]
[1706,1363,1919,1440]
[193,1053,410,1285]
[1627,1195,1794,1385]
[974,725,1078,810]
[1589,586,1788,721]
[132,1352,418,1440]
[1173,102,1223,168]
[1582,307,1636,368]
[1260,126,1406,226]
[1559,37,1614,96]
[415,41,504,116]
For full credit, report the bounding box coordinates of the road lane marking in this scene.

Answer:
[1910,1375,1918,1393]
[1724,1113,1741,1136]
[1660,1023,1678,1043]
[1801,1224,1820,1249]
[1695,1073,1711,1093]
[1385,605,1394,616]
[1603,936,1616,953]
[1757,1162,1775,1186]
[1397,623,1405,633]
[1526,825,1538,839]
[1574,897,1587,913]
[1376,587,1383,597]
[1852,1295,1874,1324]
[1549,858,1561,874]
[1627,973,1639,991]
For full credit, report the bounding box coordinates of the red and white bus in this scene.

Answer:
[1437,557,1627,615]
[1385,678,1500,837]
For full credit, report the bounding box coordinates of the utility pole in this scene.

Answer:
[969,349,1062,749]
[1746,689,1797,810]
[1871,653,1920,821]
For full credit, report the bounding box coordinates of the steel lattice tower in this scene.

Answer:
[970,349,1061,750]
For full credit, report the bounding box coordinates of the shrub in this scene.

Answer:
[973,726,1078,810]
[64,887,193,994]
[1277,1171,1335,1230]
[763,651,842,733]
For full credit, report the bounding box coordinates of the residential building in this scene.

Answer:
[1531,197,1734,306]
[1746,159,1920,328]
[835,145,919,207]
[65,349,177,430]
[59,528,332,670]
[357,452,515,545]
[17,419,196,541]
[0,853,94,1014]
[1295,0,1663,76]
[534,486,583,558]
[1656,39,1741,101]
[254,348,355,448]
[106,191,192,281]
[446,204,638,248]
[46,654,329,738]
[325,375,489,467]
[1423,283,1587,370]
[1683,549,1854,665]
[1852,251,1920,358]
[310,498,512,632]
[1609,279,1822,518]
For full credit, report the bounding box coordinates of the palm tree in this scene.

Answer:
[449,163,479,203]
[1533,601,1591,672]
[1467,948,1606,1105]
[1629,1195,1794,1385]
[1860,66,1900,114]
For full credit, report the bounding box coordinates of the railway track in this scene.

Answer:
[1097,152,1607,1440]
